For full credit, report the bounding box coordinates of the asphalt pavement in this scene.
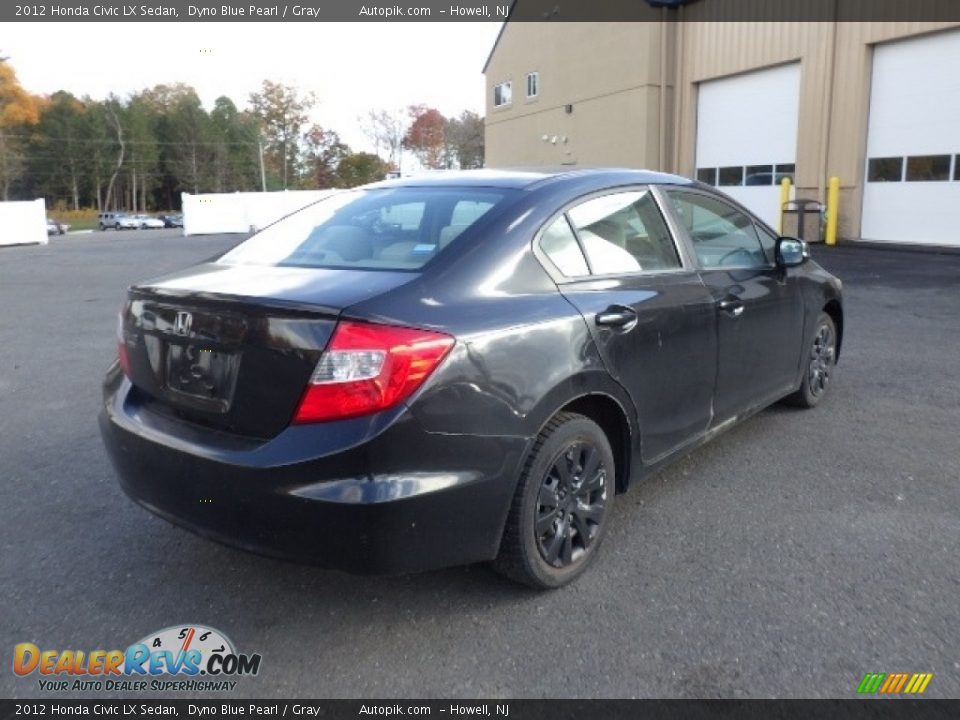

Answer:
[1,231,958,699]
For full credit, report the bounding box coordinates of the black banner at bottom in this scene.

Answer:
[1,700,958,720]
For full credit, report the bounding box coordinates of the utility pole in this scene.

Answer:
[258,138,267,192]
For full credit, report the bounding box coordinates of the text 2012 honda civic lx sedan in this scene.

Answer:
[100,169,843,588]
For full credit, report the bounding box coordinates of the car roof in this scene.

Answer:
[367,167,695,191]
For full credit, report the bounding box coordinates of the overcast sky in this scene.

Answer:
[5,22,502,153]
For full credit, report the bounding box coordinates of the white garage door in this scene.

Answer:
[695,63,800,229]
[862,31,960,246]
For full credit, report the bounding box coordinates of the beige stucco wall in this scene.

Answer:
[484,17,960,238]
[484,22,673,169]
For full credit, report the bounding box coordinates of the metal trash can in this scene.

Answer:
[782,199,825,243]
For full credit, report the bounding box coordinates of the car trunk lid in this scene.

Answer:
[120,262,417,438]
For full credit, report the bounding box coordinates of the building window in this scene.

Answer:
[526,72,539,98]
[905,155,951,182]
[493,81,512,107]
[775,164,796,183]
[745,165,774,186]
[696,168,717,186]
[718,166,744,187]
[868,157,904,182]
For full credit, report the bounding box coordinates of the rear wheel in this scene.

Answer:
[494,412,615,589]
[784,312,837,408]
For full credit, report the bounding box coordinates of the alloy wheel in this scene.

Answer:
[808,322,836,398]
[535,441,609,568]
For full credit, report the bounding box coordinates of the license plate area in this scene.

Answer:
[163,342,240,414]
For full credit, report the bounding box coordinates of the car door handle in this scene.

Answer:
[718,298,745,318]
[596,307,638,328]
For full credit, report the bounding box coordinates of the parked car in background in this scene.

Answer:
[112,214,141,230]
[101,169,844,589]
[135,215,165,230]
[46,218,70,235]
[98,212,121,230]
[160,214,184,228]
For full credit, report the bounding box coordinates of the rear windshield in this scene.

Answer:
[219,187,513,271]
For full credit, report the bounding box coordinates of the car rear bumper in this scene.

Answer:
[99,367,528,575]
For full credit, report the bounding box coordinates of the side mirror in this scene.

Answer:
[775,237,807,268]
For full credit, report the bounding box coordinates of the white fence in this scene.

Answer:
[0,199,47,247]
[181,190,333,236]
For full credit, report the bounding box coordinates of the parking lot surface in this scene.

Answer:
[1,232,958,698]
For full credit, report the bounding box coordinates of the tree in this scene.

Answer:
[444,110,485,169]
[100,96,126,212]
[402,105,447,169]
[210,96,260,193]
[28,91,88,209]
[0,58,41,200]
[302,124,349,189]
[335,152,389,188]
[360,108,406,170]
[249,80,314,189]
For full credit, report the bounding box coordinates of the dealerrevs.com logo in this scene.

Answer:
[13,625,262,693]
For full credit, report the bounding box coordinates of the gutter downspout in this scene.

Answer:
[659,7,667,172]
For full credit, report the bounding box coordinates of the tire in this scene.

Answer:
[115,223,121,231]
[784,312,837,409]
[493,412,615,589]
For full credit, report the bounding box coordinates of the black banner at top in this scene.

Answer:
[0,700,959,720]
[5,0,960,23]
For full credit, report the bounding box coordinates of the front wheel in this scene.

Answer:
[493,412,615,589]
[784,312,837,408]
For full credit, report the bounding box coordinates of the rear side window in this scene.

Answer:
[539,216,589,278]
[567,190,682,274]
[220,187,513,271]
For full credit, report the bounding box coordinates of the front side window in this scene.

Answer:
[567,190,682,275]
[494,81,512,107]
[220,187,512,271]
[666,191,767,270]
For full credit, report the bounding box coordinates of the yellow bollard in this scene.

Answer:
[778,177,792,235]
[825,176,840,246]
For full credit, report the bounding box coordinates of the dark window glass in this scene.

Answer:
[868,157,904,182]
[745,165,774,186]
[696,168,717,186]
[718,166,744,186]
[775,163,796,183]
[905,155,950,182]
[539,216,589,278]
[666,191,766,270]
[955,156,960,181]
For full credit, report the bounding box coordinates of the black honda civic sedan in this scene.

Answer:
[100,169,843,588]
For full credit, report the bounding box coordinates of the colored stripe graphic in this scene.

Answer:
[858,672,932,694]
[857,673,885,694]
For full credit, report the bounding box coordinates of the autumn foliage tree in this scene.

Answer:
[302,125,350,188]
[403,104,447,169]
[0,57,41,200]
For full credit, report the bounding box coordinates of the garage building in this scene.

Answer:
[483,8,960,245]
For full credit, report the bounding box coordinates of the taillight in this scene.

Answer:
[292,321,455,424]
[116,311,132,378]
